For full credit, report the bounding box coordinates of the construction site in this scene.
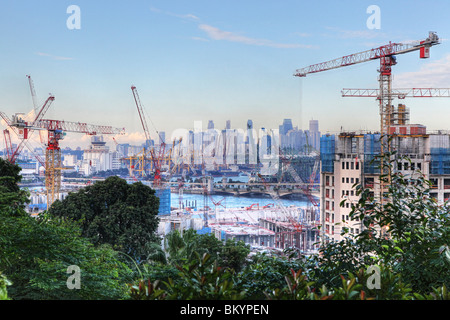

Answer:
[3,31,450,256]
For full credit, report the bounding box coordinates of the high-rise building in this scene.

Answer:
[158,131,165,145]
[279,119,293,135]
[81,135,120,175]
[319,120,450,243]
[308,119,320,151]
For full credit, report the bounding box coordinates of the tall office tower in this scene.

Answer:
[226,120,231,130]
[279,119,293,150]
[279,119,293,135]
[158,131,166,145]
[309,119,320,151]
[207,120,214,130]
[247,119,253,129]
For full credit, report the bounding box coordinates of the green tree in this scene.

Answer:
[0,158,29,214]
[313,151,450,294]
[236,251,305,299]
[48,176,160,261]
[0,161,131,300]
[0,212,131,300]
[219,238,250,272]
[164,229,249,272]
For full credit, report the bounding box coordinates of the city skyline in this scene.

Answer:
[2,1,450,150]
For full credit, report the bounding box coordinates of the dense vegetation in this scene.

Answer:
[0,152,449,300]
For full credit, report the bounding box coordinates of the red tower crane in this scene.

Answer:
[10,116,125,207]
[1,76,54,166]
[131,85,165,186]
[294,31,441,154]
[294,31,447,237]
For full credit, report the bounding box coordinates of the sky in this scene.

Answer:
[1,0,450,149]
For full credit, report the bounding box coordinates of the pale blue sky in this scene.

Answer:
[1,0,450,147]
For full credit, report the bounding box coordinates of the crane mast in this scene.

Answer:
[294,31,442,232]
[130,85,163,186]
[294,32,440,149]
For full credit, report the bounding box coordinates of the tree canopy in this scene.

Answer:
[48,176,160,261]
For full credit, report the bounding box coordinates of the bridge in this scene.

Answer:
[175,182,320,199]
[59,177,320,199]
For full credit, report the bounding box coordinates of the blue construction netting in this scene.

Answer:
[363,134,381,174]
[197,227,211,235]
[320,135,335,173]
[430,148,450,175]
[28,203,47,211]
[155,187,171,215]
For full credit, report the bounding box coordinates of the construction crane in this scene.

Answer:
[1,76,54,167]
[294,31,445,211]
[131,85,166,186]
[9,116,125,207]
[294,31,441,154]
[1,95,55,164]
[3,129,13,160]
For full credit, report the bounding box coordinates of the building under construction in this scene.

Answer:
[319,104,450,242]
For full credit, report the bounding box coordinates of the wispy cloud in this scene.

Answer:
[149,6,199,21]
[198,24,315,49]
[294,32,312,38]
[36,52,74,61]
[393,53,450,87]
[149,7,314,49]
[324,26,387,40]
[191,36,210,42]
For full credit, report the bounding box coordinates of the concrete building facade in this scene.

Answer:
[320,126,450,243]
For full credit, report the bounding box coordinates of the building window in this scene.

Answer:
[351,162,354,170]
[342,162,345,170]
[346,162,349,170]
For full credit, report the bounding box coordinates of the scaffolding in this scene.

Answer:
[363,134,381,174]
[155,187,171,215]
[430,135,450,175]
[320,134,335,173]
[390,104,410,126]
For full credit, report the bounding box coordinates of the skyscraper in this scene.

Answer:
[279,119,293,135]
[308,119,320,151]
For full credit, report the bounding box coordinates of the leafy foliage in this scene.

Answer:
[48,176,160,261]
[0,211,131,300]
